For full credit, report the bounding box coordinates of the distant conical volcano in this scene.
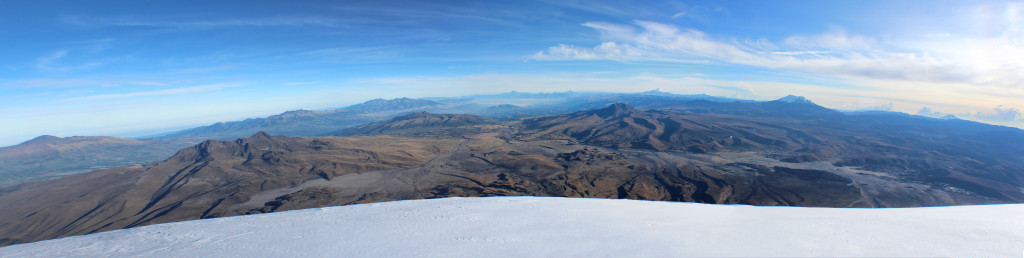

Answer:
[773,95,816,105]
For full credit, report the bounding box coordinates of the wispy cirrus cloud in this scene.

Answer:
[61,82,246,101]
[31,39,132,73]
[4,78,168,89]
[168,65,237,74]
[300,46,399,62]
[61,2,514,31]
[281,82,318,86]
[34,50,104,71]
[61,15,346,29]
[331,4,511,26]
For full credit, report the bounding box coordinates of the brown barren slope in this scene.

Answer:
[2,104,1023,246]
[0,132,459,246]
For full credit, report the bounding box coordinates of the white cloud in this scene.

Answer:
[531,44,600,60]
[967,105,1024,125]
[534,18,1024,88]
[783,29,876,51]
[917,107,944,117]
[534,21,759,63]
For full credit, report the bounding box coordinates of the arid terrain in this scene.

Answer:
[2,101,1023,246]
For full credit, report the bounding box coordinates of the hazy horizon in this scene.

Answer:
[0,90,774,146]
[2,0,1023,146]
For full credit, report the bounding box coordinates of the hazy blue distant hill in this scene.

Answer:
[152,98,446,141]
[425,90,749,118]
[0,136,194,188]
[152,109,371,140]
[342,97,441,113]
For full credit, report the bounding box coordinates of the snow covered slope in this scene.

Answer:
[2,197,1022,257]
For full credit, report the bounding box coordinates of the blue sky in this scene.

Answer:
[1,0,1023,146]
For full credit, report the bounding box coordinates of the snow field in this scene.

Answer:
[1,196,1022,257]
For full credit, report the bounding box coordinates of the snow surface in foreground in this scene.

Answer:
[2,197,1023,257]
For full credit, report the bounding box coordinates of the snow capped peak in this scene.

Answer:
[774,95,815,104]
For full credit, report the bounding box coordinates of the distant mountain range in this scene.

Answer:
[344,97,441,113]
[151,90,755,141]
[4,91,1022,189]
[0,91,754,186]
[2,96,1023,246]
[152,98,443,140]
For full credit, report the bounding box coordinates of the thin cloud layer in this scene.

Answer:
[918,105,1023,127]
[534,19,1024,87]
[62,82,246,101]
[61,16,346,29]
[969,106,1024,124]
